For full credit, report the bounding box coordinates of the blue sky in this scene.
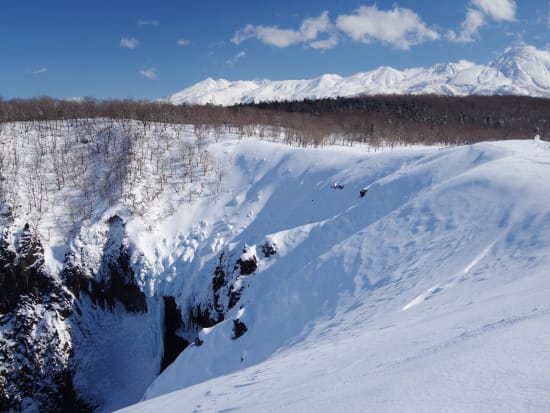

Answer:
[0,0,548,100]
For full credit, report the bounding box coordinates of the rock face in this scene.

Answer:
[232,319,248,340]
[0,221,88,412]
[0,223,55,314]
[0,205,268,412]
[0,214,152,412]
[64,215,147,313]
[160,296,188,372]
[190,244,260,336]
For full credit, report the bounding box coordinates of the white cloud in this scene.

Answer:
[137,19,159,26]
[30,67,47,75]
[456,8,486,42]
[300,11,331,41]
[232,11,337,50]
[120,37,139,49]
[446,30,457,41]
[177,39,192,47]
[310,35,339,50]
[226,51,246,65]
[335,5,439,50]
[232,24,301,47]
[472,0,516,22]
[139,68,157,79]
[453,0,516,42]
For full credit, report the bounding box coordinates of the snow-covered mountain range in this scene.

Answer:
[166,45,550,105]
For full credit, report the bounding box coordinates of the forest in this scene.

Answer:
[1,94,548,148]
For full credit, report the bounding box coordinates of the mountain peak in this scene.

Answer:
[488,45,550,91]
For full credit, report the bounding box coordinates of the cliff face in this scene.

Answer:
[0,217,84,412]
[0,213,256,412]
[0,213,154,412]
[63,215,147,313]
[0,211,256,412]
[61,215,158,411]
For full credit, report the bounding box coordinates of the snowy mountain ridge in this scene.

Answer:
[166,45,550,105]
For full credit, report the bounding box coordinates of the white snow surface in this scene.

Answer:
[3,118,549,411]
[166,45,550,105]
[115,136,550,412]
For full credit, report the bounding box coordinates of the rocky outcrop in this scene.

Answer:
[232,319,248,340]
[236,253,257,276]
[1,215,151,412]
[0,223,58,314]
[0,210,271,411]
[160,296,189,372]
[260,240,277,258]
[190,245,257,332]
[63,216,147,313]
[187,243,266,343]
[0,223,89,412]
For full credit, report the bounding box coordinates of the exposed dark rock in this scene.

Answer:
[99,216,147,313]
[236,247,258,275]
[0,223,59,314]
[212,251,229,319]
[190,302,219,328]
[360,188,368,198]
[212,252,227,293]
[63,215,147,313]
[160,296,189,372]
[228,287,241,310]
[0,224,90,413]
[167,244,257,369]
[261,240,277,258]
[0,231,18,313]
[104,251,147,313]
[232,319,248,340]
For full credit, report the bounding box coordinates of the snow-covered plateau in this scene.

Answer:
[167,45,550,105]
[1,119,550,412]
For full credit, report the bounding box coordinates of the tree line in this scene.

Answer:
[0,94,548,149]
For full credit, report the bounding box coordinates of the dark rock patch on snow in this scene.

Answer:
[261,240,277,258]
[161,296,189,372]
[232,319,248,340]
[235,245,258,276]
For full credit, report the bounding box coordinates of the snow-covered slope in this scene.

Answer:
[2,117,550,412]
[167,45,550,105]
[117,137,550,412]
